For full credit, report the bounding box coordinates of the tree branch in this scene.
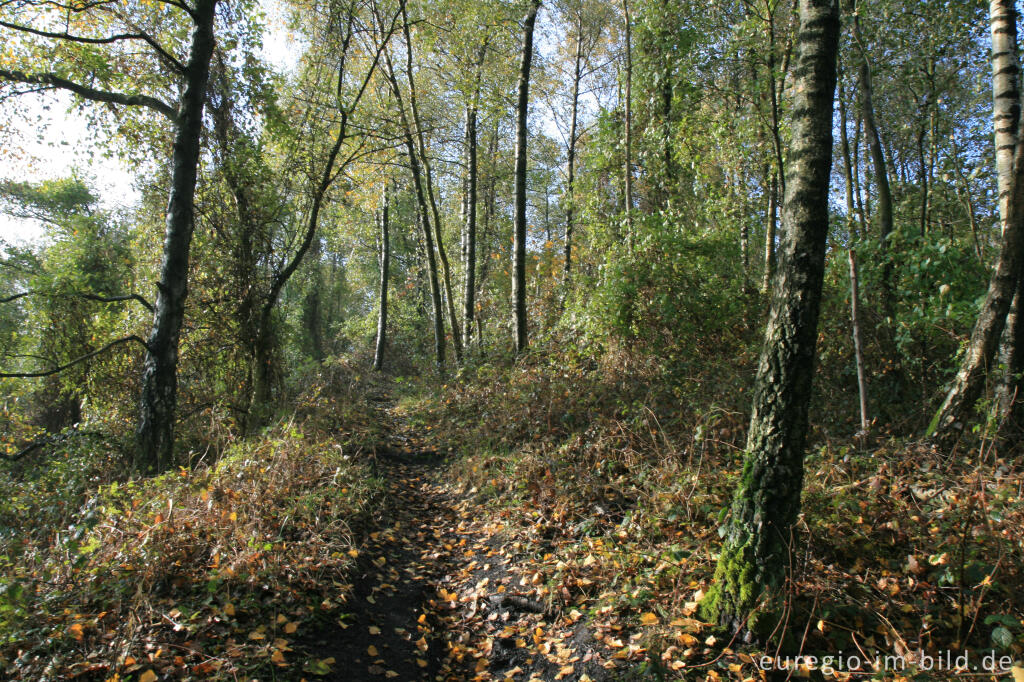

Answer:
[0,335,148,378]
[0,290,154,311]
[0,20,187,73]
[0,67,176,120]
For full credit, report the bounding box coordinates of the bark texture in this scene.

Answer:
[135,0,217,473]
[699,0,838,636]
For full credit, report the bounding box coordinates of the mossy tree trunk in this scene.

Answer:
[699,0,839,637]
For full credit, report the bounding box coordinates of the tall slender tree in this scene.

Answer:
[930,0,1024,447]
[374,181,390,371]
[1,0,220,471]
[699,0,839,635]
[512,0,542,355]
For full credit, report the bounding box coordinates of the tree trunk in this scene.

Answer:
[399,2,463,362]
[931,0,1024,447]
[699,0,838,636]
[761,170,777,294]
[513,0,541,355]
[992,0,1021,234]
[991,0,1024,439]
[382,49,446,368]
[854,16,895,319]
[374,182,390,371]
[303,234,325,363]
[622,0,634,245]
[135,0,217,474]
[564,13,583,282]
[840,75,870,435]
[462,72,480,347]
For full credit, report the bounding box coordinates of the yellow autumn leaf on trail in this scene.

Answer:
[640,612,659,625]
[416,658,428,668]
[284,621,298,634]
[367,645,379,656]
[1012,666,1024,682]
[224,603,235,616]
[271,649,286,664]
[369,625,381,635]
[138,671,158,682]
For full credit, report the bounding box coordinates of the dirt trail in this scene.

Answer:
[299,420,616,682]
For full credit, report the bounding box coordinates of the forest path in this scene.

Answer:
[299,399,615,682]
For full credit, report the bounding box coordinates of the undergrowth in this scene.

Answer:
[403,339,1024,680]
[0,357,387,681]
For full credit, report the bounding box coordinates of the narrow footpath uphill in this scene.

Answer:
[297,414,620,682]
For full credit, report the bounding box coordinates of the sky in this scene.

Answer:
[0,0,297,250]
[0,93,137,246]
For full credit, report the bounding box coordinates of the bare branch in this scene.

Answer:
[0,290,154,311]
[0,20,187,73]
[0,67,176,120]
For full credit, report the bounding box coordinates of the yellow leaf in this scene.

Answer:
[284,622,298,634]
[139,671,158,682]
[416,659,428,668]
[369,626,381,635]
[224,603,235,617]
[367,645,379,657]
[69,623,84,641]
[640,612,659,626]
[271,649,286,664]
[1012,667,1024,682]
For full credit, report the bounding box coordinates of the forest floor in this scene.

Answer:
[4,362,1021,682]
[300,404,620,682]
